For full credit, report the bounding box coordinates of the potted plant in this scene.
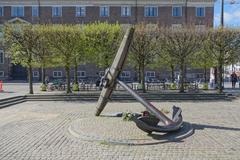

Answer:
[72,83,79,92]
[40,83,47,91]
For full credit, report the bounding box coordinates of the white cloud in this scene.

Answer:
[214,1,240,27]
[233,10,240,17]
[215,11,238,23]
[214,14,220,25]
[227,10,240,27]
[224,12,233,23]
[220,10,240,26]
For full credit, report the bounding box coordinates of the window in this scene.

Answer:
[121,71,130,78]
[146,71,155,78]
[76,6,86,17]
[100,6,109,17]
[0,71,4,77]
[172,6,182,17]
[52,6,62,17]
[11,6,24,17]
[121,6,131,17]
[53,71,62,78]
[0,50,4,64]
[33,71,39,77]
[0,6,3,16]
[32,6,39,17]
[144,6,158,17]
[77,71,86,77]
[196,7,205,17]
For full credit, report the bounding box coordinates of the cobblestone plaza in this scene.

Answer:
[0,100,239,160]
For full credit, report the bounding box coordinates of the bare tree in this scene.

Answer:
[4,24,40,94]
[34,25,54,86]
[191,50,214,84]
[129,24,157,93]
[157,27,203,92]
[45,25,80,93]
[84,22,122,69]
[203,28,240,93]
[155,49,177,83]
[72,25,85,91]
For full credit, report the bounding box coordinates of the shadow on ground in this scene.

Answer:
[130,122,240,146]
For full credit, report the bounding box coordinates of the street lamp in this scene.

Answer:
[185,0,188,25]
[37,0,41,24]
[221,0,239,27]
[220,0,239,88]
[221,0,224,27]
[135,0,138,24]
[221,0,224,89]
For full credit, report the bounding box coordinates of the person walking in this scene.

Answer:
[238,76,240,88]
[231,72,238,88]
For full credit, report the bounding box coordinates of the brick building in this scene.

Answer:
[0,0,215,82]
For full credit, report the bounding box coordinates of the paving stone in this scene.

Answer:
[0,100,239,159]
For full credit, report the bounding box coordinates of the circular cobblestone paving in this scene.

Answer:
[0,101,240,160]
[69,117,193,145]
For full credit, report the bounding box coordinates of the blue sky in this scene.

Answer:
[214,0,240,27]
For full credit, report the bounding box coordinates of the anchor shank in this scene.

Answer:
[95,28,134,116]
[116,79,173,125]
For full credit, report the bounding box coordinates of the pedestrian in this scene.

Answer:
[231,72,238,88]
[238,76,240,88]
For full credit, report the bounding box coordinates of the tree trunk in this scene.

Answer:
[170,64,175,83]
[218,64,223,93]
[138,65,141,83]
[179,63,185,93]
[104,54,109,69]
[74,62,78,84]
[184,65,187,83]
[41,65,46,84]
[204,66,207,83]
[140,64,146,93]
[65,66,72,94]
[28,65,34,94]
[214,67,218,89]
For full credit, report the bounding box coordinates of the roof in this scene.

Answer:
[0,0,216,7]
